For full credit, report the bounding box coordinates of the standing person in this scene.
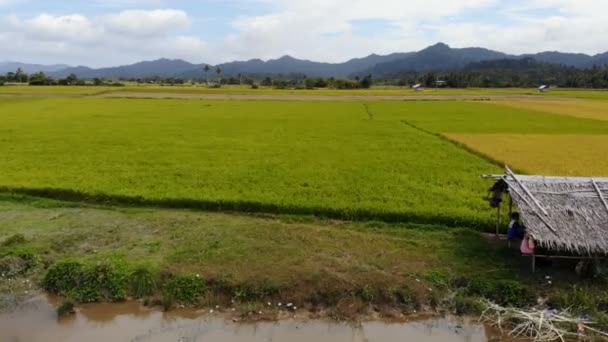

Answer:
[507,212,525,242]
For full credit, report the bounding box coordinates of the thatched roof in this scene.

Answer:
[490,169,608,255]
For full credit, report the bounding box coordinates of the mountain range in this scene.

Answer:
[3,43,608,80]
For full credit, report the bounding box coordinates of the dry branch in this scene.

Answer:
[480,301,608,342]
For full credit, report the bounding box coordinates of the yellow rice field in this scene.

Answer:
[446,134,608,176]
[488,99,608,121]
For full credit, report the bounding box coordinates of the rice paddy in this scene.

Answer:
[367,99,608,176]
[488,99,608,121]
[2,88,608,321]
[0,97,499,227]
[446,134,608,176]
[0,92,607,228]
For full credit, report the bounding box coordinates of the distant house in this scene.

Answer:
[412,84,425,91]
[436,80,447,88]
[538,85,550,92]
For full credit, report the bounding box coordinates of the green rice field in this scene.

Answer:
[0,97,500,227]
[3,89,608,321]
[1,93,608,229]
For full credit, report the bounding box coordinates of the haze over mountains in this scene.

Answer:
[3,43,608,80]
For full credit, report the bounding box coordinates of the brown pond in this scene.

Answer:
[0,296,494,342]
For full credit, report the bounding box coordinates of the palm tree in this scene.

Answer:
[215,66,222,84]
[203,65,210,84]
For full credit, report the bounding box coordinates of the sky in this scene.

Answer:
[0,0,606,67]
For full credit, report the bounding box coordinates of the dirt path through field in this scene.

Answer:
[0,91,590,101]
[98,92,585,101]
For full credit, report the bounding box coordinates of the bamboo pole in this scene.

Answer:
[496,202,502,236]
[509,186,558,234]
[591,179,608,215]
[506,166,549,216]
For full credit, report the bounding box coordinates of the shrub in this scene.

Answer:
[165,274,205,305]
[2,233,26,247]
[130,267,157,298]
[233,281,280,302]
[44,259,130,302]
[549,286,598,312]
[452,295,484,315]
[356,285,377,303]
[161,292,174,311]
[423,271,450,289]
[467,278,532,307]
[0,255,32,277]
[394,285,420,310]
[44,261,86,295]
[91,261,130,301]
[492,280,533,307]
[251,84,259,89]
[57,299,76,317]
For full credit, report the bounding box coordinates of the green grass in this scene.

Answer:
[0,196,531,307]
[0,97,500,228]
[3,195,608,319]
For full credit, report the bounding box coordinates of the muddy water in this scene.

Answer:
[0,297,491,342]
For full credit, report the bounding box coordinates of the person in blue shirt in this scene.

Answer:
[507,212,525,241]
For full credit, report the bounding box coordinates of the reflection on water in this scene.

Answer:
[0,296,490,342]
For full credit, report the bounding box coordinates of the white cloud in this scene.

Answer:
[22,14,100,43]
[0,1,606,66]
[0,9,206,66]
[220,0,608,62]
[104,9,190,37]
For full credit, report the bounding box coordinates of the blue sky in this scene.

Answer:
[0,0,606,67]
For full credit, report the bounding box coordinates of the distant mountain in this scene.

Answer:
[5,43,608,80]
[180,53,412,78]
[0,61,71,74]
[526,51,608,68]
[363,43,510,75]
[526,52,593,68]
[51,59,201,79]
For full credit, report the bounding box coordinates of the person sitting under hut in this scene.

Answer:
[507,212,525,242]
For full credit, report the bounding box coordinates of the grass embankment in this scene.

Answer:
[0,85,117,95]
[0,97,499,228]
[2,194,608,321]
[118,85,608,100]
[2,84,608,99]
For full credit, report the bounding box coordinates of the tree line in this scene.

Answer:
[3,58,608,89]
[0,69,124,86]
[382,58,608,88]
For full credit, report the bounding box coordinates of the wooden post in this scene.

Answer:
[496,202,502,236]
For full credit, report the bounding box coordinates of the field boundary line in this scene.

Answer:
[0,186,492,230]
[363,103,374,120]
[399,120,526,173]
[93,92,584,102]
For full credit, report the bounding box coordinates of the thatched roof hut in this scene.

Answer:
[488,168,608,256]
